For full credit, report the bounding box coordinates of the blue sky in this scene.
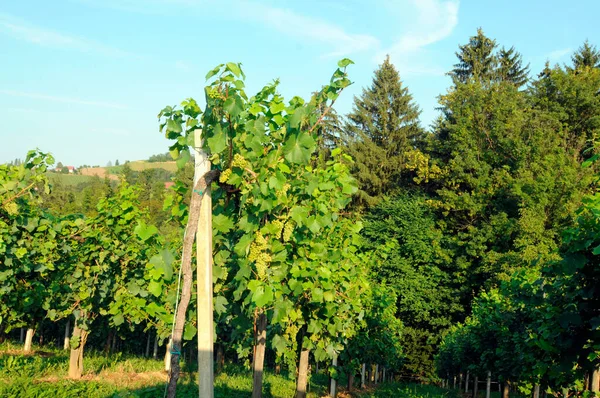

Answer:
[1,0,598,166]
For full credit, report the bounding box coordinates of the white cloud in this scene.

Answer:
[377,0,459,74]
[0,13,134,57]
[237,2,379,58]
[546,48,572,61]
[0,90,129,110]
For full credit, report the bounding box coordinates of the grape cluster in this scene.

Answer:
[2,202,18,216]
[272,219,284,239]
[276,183,291,198]
[283,221,294,242]
[219,168,232,184]
[231,153,248,169]
[248,231,270,280]
[207,87,223,100]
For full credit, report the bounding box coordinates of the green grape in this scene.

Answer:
[272,220,284,239]
[219,168,232,184]
[208,87,222,99]
[283,221,294,242]
[255,255,269,279]
[254,231,267,247]
[254,253,271,280]
[232,153,248,169]
[3,202,18,216]
[248,242,261,262]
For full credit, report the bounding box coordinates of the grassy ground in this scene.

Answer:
[0,342,460,397]
[105,161,178,174]
[47,173,97,186]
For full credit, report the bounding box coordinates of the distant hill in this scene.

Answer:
[104,160,178,174]
[47,173,97,186]
[48,160,178,185]
[80,160,177,178]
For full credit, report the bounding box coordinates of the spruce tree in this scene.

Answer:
[497,46,529,87]
[343,55,424,207]
[449,28,497,84]
[571,39,600,69]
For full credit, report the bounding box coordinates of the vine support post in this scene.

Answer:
[63,320,70,350]
[195,129,214,398]
[24,328,35,352]
[361,363,366,388]
[486,371,491,398]
[592,365,600,393]
[465,371,470,393]
[329,354,338,397]
[153,334,158,359]
[474,376,479,397]
[533,384,540,398]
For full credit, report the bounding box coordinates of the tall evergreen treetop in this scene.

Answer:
[497,46,529,87]
[571,39,600,69]
[343,55,424,207]
[450,28,497,84]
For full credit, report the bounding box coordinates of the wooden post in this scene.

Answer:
[24,328,35,352]
[502,382,509,398]
[63,320,70,350]
[486,371,491,398]
[329,355,337,397]
[153,334,158,359]
[454,375,457,389]
[474,376,479,397]
[533,384,540,398]
[195,130,213,398]
[361,363,366,388]
[383,367,386,383]
[375,364,379,384]
[145,332,151,357]
[165,337,172,372]
[592,366,600,393]
[252,312,267,398]
[296,348,310,398]
[466,371,470,393]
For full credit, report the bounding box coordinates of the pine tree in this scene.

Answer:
[343,55,424,207]
[449,28,497,84]
[530,61,600,156]
[571,40,600,69]
[497,46,529,87]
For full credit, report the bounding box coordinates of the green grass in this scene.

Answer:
[354,382,460,398]
[47,173,97,186]
[106,161,177,175]
[0,342,466,397]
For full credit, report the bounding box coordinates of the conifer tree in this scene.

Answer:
[343,56,424,207]
[497,46,529,87]
[571,39,600,69]
[530,61,600,156]
[449,28,497,84]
